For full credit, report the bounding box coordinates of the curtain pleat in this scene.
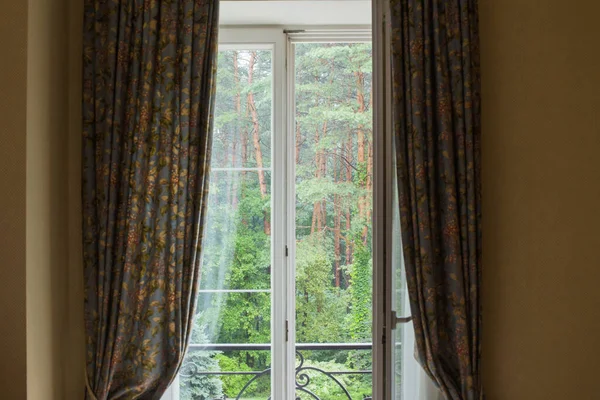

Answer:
[82,0,219,398]
[389,1,482,399]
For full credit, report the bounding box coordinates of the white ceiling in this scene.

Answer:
[220,1,372,26]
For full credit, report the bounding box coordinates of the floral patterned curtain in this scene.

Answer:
[82,0,219,398]
[389,1,483,399]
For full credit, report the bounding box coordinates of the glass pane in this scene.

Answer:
[195,291,271,345]
[200,170,272,292]
[294,42,373,400]
[391,129,442,400]
[392,161,408,399]
[180,349,271,400]
[180,47,273,400]
[211,50,272,169]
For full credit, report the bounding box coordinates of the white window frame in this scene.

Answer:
[285,28,372,400]
[162,27,288,400]
[372,1,435,398]
[372,0,390,397]
[218,27,289,400]
[165,24,396,400]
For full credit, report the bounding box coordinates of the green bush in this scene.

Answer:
[217,354,271,398]
[295,359,372,400]
[179,350,223,400]
[179,326,223,400]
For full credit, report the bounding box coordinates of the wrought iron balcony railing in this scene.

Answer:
[181,342,373,400]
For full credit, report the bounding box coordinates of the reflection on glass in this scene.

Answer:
[199,171,272,293]
[180,349,271,400]
[393,166,408,399]
[195,292,271,345]
[211,50,272,169]
[179,48,273,399]
[294,42,373,400]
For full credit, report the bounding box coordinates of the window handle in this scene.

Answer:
[391,310,413,329]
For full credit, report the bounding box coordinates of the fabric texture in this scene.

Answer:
[82,0,219,398]
[389,1,482,399]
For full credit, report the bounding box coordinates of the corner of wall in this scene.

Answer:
[64,0,86,397]
[0,1,29,398]
[24,0,86,398]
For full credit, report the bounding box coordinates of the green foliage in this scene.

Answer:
[181,42,375,398]
[347,241,373,370]
[215,354,269,398]
[349,241,372,341]
[179,352,223,400]
[295,360,372,400]
[295,235,350,344]
[179,326,223,400]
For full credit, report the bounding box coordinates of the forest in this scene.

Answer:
[179,42,373,400]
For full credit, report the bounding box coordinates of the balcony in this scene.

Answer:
[180,343,373,400]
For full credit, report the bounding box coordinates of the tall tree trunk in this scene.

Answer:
[247,51,271,235]
[333,150,341,288]
[295,119,301,164]
[319,120,328,234]
[311,61,333,236]
[345,136,353,266]
[311,126,321,234]
[365,137,373,240]
[231,51,241,209]
[355,70,367,244]
[364,74,373,240]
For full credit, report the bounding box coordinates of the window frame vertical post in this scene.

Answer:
[217,28,289,400]
[372,0,394,397]
[284,33,298,400]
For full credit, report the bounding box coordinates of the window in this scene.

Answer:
[291,36,374,400]
[180,42,278,399]
[160,25,380,400]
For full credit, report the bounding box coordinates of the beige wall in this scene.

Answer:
[3,0,600,398]
[0,0,77,398]
[65,0,86,398]
[0,1,29,398]
[480,1,600,399]
[26,0,70,398]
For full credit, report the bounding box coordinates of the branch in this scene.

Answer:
[322,151,358,172]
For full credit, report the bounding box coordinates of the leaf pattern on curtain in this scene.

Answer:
[82,0,219,398]
[389,0,482,399]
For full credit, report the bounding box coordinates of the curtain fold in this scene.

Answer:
[389,0,482,399]
[82,0,219,398]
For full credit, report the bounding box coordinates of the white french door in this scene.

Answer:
[371,0,444,398]
[216,28,289,399]
[162,28,288,400]
[165,23,432,400]
[189,26,376,399]
[287,30,374,400]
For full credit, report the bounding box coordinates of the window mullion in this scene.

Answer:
[284,33,298,400]
[270,28,290,400]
